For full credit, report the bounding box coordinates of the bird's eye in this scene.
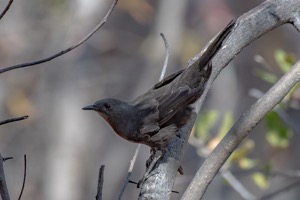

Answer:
[104,103,112,110]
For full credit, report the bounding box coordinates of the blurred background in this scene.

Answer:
[0,0,300,199]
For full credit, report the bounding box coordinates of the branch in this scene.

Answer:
[0,0,13,21]
[182,60,300,199]
[220,170,256,200]
[0,115,28,126]
[0,153,10,200]
[0,0,118,74]
[18,155,26,200]
[136,0,300,199]
[258,180,300,200]
[2,157,13,162]
[118,145,140,199]
[95,165,105,200]
[159,33,170,81]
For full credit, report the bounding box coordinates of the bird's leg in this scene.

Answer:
[137,149,162,188]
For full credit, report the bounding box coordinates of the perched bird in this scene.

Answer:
[83,21,234,150]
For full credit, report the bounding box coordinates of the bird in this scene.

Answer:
[83,21,234,150]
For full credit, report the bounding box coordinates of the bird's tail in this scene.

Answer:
[193,20,235,71]
[178,20,235,91]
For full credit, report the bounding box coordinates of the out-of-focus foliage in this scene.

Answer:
[266,111,293,148]
[238,157,257,169]
[252,163,272,190]
[274,49,296,73]
[252,172,270,189]
[255,49,297,148]
[218,112,234,138]
[254,68,278,84]
[229,140,255,167]
[195,110,219,140]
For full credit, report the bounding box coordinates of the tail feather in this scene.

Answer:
[195,20,235,70]
[177,20,234,89]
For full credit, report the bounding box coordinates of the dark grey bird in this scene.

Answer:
[83,21,234,150]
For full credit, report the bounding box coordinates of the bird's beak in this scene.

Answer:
[82,105,96,111]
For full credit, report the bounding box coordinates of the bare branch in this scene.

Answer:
[0,153,10,200]
[220,170,256,200]
[118,144,140,200]
[17,155,27,200]
[258,180,300,200]
[159,33,170,81]
[0,0,118,74]
[0,115,28,126]
[0,0,13,21]
[95,165,105,200]
[2,157,13,162]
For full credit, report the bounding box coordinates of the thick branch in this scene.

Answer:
[182,59,300,200]
[137,0,300,199]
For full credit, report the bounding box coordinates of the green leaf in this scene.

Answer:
[265,111,293,148]
[239,157,257,169]
[274,49,295,73]
[252,172,270,189]
[230,140,255,162]
[195,110,219,139]
[218,112,234,138]
[254,68,278,84]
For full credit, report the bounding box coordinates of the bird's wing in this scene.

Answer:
[147,124,177,147]
[135,87,193,135]
[135,99,160,136]
[156,86,198,126]
[152,69,185,89]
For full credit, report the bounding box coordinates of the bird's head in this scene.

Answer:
[82,98,132,122]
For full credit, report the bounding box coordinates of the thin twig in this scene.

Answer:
[0,116,28,126]
[95,165,105,200]
[0,0,13,21]
[0,0,118,74]
[258,180,300,200]
[118,144,140,200]
[159,33,170,81]
[220,170,256,200]
[2,157,13,162]
[118,33,170,198]
[18,155,26,200]
[0,153,10,200]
